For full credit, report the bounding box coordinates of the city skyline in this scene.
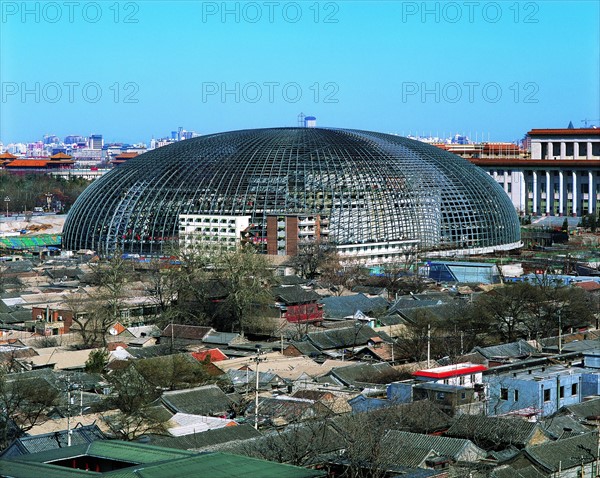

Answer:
[1,1,599,144]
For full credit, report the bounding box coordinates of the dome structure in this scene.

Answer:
[62,128,521,256]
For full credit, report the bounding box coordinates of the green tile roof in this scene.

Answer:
[103,452,325,478]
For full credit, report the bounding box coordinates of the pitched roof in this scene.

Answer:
[329,361,404,386]
[541,415,591,439]
[560,397,600,420]
[381,430,486,462]
[319,293,388,319]
[192,348,228,362]
[146,423,261,450]
[272,285,321,304]
[524,432,599,472]
[161,385,233,416]
[445,415,547,448]
[473,340,537,359]
[0,425,104,458]
[161,324,213,340]
[305,325,380,350]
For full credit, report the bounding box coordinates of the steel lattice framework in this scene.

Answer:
[62,128,521,255]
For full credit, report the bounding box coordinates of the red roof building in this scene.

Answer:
[191,348,228,363]
[413,363,487,388]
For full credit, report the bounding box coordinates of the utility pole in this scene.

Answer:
[558,308,562,354]
[252,344,266,430]
[427,323,431,368]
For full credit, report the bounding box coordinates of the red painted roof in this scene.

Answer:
[115,152,139,159]
[574,281,600,292]
[192,348,228,362]
[413,364,487,379]
[528,128,600,136]
[469,158,600,167]
[6,160,50,167]
[0,152,17,159]
[50,152,72,159]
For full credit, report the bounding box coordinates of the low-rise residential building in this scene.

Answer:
[484,351,600,417]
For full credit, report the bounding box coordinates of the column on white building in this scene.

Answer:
[545,171,551,215]
[587,142,593,159]
[519,171,526,213]
[574,142,580,159]
[559,171,564,215]
[560,142,566,159]
[547,141,553,159]
[589,171,594,214]
[572,171,577,216]
[532,171,538,214]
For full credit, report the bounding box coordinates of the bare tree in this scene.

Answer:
[0,371,59,448]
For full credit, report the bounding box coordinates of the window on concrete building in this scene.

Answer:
[514,389,519,402]
[572,383,578,396]
[544,389,551,402]
[559,386,564,399]
[507,183,512,193]
[500,388,508,400]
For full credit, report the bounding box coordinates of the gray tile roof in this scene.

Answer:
[203,331,243,345]
[161,385,233,416]
[524,431,599,472]
[561,397,600,420]
[319,294,388,319]
[146,423,261,450]
[329,362,404,386]
[161,324,213,340]
[473,340,537,359]
[272,285,321,304]
[381,430,486,462]
[541,415,591,439]
[0,424,105,458]
[305,325,380,350]
[199,421,343,467]
[445,415,546,448]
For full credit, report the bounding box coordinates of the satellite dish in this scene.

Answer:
[108,327,118,336]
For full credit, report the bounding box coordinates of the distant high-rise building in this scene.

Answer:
[89,134,103,150]
[43,135,60,145]
[65,135,86,145]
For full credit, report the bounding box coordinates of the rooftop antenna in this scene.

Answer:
[297,113,305,128]
[581,119,600,127]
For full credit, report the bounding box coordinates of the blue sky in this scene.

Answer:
[1,0,599,144]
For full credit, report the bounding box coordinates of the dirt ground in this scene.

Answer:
[0,214,66,236]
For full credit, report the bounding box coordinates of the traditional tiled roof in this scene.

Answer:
[161,385,233,416]
[541,415,591,439]
[319,293,389,319]
[146,423,261,450]
[560,397,600,420]
[203,331,243,346]
[272,285,321,304]
[329,361,404,386]
[490,465,546,478]
[473,340,537,360]
[305,325,380,350]
[380,430,486,462]
[245,396,329,426]
[524,432,599,472]
[161,324,213,340]
[445,415,548,448]
[0,424,105,458]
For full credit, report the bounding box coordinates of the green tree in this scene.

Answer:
[84,348,109,373]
